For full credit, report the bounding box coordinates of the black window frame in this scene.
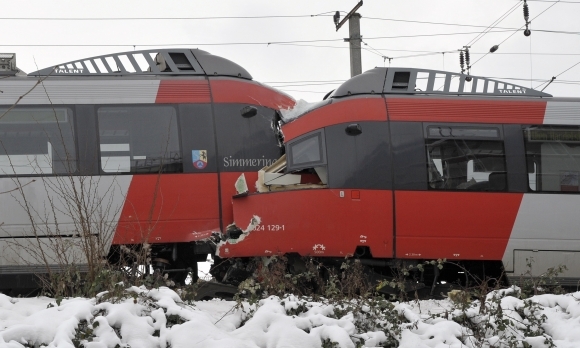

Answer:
[424,124,503,141]
[0,105,79,177]
[96,104,183,175]
[286,129,327,172]
[423,123,508,192]
[523,125,580,193]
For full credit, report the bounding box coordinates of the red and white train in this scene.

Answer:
[0,49,293,290]
[223,67,580,289]
[2,49,580,293]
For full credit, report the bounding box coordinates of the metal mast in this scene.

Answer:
[335,1,363,77]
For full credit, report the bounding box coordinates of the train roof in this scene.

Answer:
[330,67,552,99]
[12,48,253,80]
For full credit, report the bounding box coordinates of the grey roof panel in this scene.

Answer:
[331,67,552,99]
[27,48,253,79]
[382,67,551,97]
[331,68,387,98]
[193,50,252,80]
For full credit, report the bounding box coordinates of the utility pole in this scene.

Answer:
[335,1,363,77]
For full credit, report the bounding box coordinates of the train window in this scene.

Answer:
[427,125,500,139]
[97,106,182,173]
[426,139,507,191]
[524,126,580,192]
[0,108,76,175]
[287,130,326,172]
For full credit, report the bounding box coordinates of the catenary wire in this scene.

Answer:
[526,0,580,3]
[467,2,522,47]
[0,13,337,20]
[470,0,562,68]
[534,60,580,89]
[3,29,528,48]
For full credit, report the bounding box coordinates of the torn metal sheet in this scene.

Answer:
[255,154,325,193]
[216,215,261,257]
[184,230,221,243]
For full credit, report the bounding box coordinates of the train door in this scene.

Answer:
[323,121,393,258]
[391,122,523,261]
[104,104,219,245]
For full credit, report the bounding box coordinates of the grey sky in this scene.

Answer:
[4,0,579,101]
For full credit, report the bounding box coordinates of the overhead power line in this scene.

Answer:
[0,13,336,20]
[471,0,562,68]
[267,82,343,87]
[526,0,580,3]
[3,29,537,48]
[467,2,522,47]
[535,60,580,90]
[264,79,345,84]
[1,14,577,34]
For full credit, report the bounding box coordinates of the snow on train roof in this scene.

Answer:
[279,99,331,122]
[27,48,252,79]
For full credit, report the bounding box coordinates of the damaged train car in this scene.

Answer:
[221,67,580,292]
[0,49,293,292]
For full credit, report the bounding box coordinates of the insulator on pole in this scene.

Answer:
[459,50,465,73]
[490,45,499,53]
[523,0,531,37]
[465,48,470,68]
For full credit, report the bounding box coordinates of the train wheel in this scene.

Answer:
[152,258,198,286]
[168,261,198,285]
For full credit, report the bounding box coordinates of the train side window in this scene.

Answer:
[524,126,580,192]
[287,130,326,172]
[97,106,182,174]
[0,108,76,175]
[425,125,506,191]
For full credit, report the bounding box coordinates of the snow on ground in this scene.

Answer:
[0,286,579,348]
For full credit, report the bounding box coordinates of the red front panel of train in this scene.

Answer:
[395,191,523,260]
[224,189,393,258]
[113,174,220,244]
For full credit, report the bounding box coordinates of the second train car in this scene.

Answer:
[223,67,580,290]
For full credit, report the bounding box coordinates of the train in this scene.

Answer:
[222,67,580,292]
[2,49,580,295]
[0,49,293,291]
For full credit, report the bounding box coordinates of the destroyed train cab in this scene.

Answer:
[222,67,580,288]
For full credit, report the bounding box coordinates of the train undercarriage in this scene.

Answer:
[124,236,507,301]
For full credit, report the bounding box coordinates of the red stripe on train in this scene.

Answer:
[386,97,547,124]
[156,80,212,103]
[113,174,220,244]
[395,191,523,260]
[282,97,388,142]
[209,79,295,110]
